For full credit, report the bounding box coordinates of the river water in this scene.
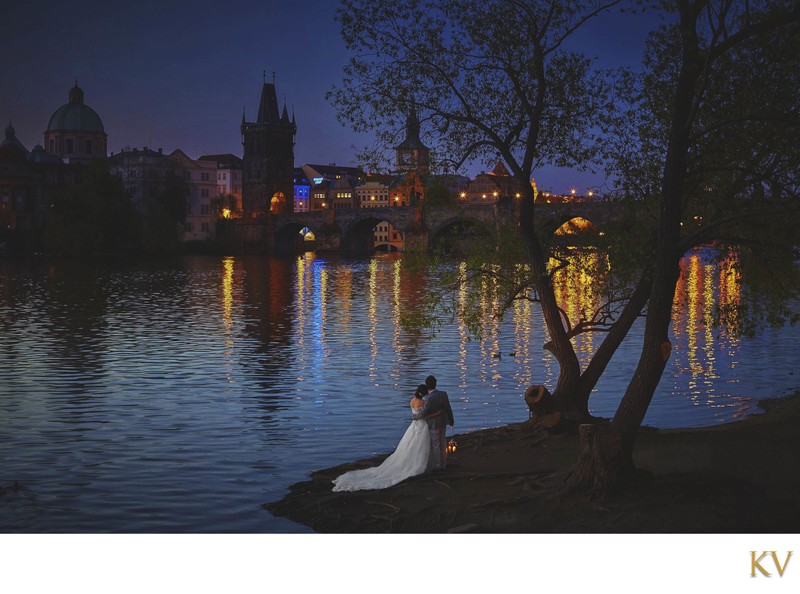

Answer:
[0,251,797,532]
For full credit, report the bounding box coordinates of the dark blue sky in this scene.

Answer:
[2,0,659,194]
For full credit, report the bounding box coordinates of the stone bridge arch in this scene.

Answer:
[274,221,314,255]
[337,210,411,256]
[428,215,495,255]
[534,203,616,239]
[267,201,626,255]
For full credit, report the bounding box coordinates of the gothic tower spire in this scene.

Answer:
[241,76,297,217]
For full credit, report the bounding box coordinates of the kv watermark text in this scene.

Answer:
[751,551,792,577]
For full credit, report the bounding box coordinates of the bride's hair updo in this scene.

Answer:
[414,384,428,398]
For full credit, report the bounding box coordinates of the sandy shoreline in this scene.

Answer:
[265,392,800,533]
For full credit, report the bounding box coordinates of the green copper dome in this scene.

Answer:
[46,83,105,133]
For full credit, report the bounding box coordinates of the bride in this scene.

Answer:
[332,384,435,492]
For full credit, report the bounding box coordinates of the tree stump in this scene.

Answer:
[524,385,563,432]
[565,422,639,497]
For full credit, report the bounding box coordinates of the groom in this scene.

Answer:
[421,375,455,471]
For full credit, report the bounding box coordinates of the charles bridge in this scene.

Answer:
[223,200,625,255]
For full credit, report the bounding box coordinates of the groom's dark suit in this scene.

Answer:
[422,389,454,469]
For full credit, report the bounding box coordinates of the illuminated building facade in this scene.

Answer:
[162,149,217,241]
[292,168,311,212]
[198,153,243,218]
[459,161,528,203]
[302,164,364,211]
[355,178,392,208]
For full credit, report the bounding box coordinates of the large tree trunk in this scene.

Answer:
[519,181,588,423]
[567,1,700,495]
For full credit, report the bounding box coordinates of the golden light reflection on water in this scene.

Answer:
[511,296,534,388]
[550,250,606,363]
[221,257,236,385]
[534,249,746,415]
[391,257,401,339]
[222,257,234,333]
[367,259,380,380]
[225,247,752,424]
[671,251,744,412]
[457,262,470,393]
[477,267,502,391]
[294,253,311,374]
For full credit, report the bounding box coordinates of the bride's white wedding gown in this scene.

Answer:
[332,406,432,492]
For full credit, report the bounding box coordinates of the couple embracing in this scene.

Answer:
[332,375,455,492]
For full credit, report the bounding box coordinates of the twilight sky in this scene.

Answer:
[2,0,659,194]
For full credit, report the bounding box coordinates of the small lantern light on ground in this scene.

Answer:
[447,438,458,455]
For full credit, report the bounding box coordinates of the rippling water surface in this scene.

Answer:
[1,252,798,532]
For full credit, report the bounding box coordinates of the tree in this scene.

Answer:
[213,193,242,219]
[329,0,629,422]
[332,0,800,497]
[139,170,189,255]
[567,0,800,493]
[157,171,189,225]
[43,159,138,256]
[421,180,455,209]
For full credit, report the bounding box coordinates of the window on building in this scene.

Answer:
[201,189,209,198]
[65,139,74,153]
[201,222,209,232]
[85,140,93,154]
[201,204,210,215]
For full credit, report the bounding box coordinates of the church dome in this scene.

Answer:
[46,83,105,133]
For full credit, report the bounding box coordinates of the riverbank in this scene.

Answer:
[265,392,800,533]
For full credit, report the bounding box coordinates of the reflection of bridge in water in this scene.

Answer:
[229,201,627,255]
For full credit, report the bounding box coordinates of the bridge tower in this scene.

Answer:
[394,105,430,176]
[241,76,296,218]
